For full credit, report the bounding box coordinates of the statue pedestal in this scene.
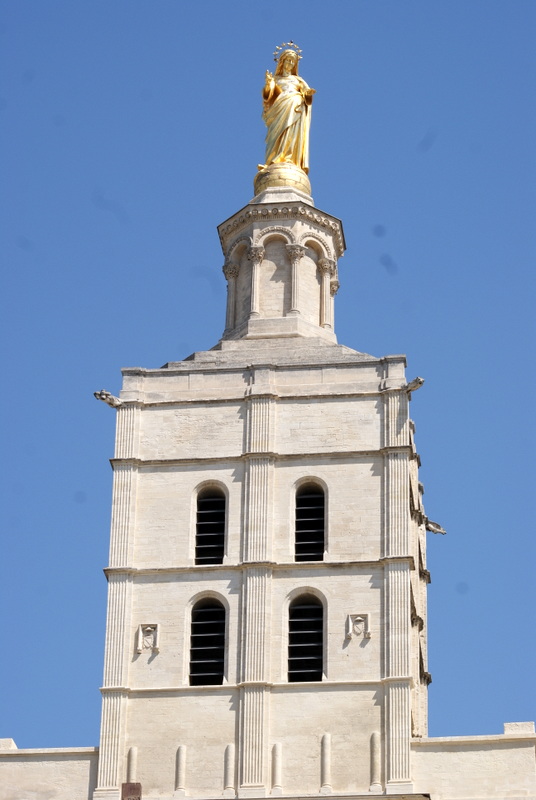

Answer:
[254,162,311,197]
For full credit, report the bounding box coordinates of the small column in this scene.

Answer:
[126,747,137,783]
[271,743,282,796]
[320,734,332,794]
[174,745,186,796]
[248,246,264,318]
[369,732,382,793]
[224,743,236,796]
[286,244,305,315]
[318,258,336,329]
[223,262,240,333]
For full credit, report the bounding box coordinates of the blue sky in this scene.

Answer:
[1,1,535,748]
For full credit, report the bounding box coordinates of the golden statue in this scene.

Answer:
[255,43,315,195]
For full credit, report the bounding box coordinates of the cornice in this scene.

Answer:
[103,557,414,578]
[217,202,346,258]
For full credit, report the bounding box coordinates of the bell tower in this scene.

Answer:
[93,44,430,800]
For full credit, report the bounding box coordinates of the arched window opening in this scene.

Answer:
[295,484,325,562]
[195,488,225,565]
[189,599,225,686]
[288,595,323,682]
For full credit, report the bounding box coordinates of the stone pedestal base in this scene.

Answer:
[254,162,311,196]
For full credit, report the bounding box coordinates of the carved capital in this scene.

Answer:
[248,246,265,265]
[286,244,306,265]
[223,262,239,280]
[318,257,336,276]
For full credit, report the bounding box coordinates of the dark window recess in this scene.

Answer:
[195,491,225,565]
[288,595,323,682]
[189,600,225,685]
[295,485,325,562]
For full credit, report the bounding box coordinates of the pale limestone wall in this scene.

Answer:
[272,457,382,562]
[133,463,245,567]
[139,403,244,461]
[412,735,536,799]
[297,249,321,326]
[269,687,382,794]
[125,692,238,797]
[0,747,98,800]
[270,568,382,683]
[276,396,381,453]
[129,570,241,687]
[259,238,291,318]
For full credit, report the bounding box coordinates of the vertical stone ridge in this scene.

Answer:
[114,404,139,459]
[102,573,132,687]
[109,464,137,567]
[242,567,270,682]
[385,562,410,677]
[247,395,274,453]
[384,452,409,557]
[386,681,411,783]
[383,391,409,449]
[96,690,127,788]
[243,457,273,562]
[240,686,267,787]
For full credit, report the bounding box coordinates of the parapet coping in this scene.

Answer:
[412,733,536,745]
[123,354,407,376]
[0,746,98,756]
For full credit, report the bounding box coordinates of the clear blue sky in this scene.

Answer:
[1,1,535,748]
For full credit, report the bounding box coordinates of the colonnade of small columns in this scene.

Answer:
[222,244,339,336]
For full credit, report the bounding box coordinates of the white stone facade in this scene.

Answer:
[1,186,534,800]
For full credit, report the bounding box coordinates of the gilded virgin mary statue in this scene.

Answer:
[255,43,315,196]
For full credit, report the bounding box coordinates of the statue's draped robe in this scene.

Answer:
[263,75,312,173]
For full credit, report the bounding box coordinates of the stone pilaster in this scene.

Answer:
[384,451,410,557]
[94,690,128,799]
[238,375,275,794]
[382,391,409,450]
[95,404,139,799]
[239,684,269,794]
[383,541,412,791]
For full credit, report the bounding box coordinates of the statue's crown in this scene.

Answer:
[273,41,302,62]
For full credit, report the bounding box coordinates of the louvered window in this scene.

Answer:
[195,489,225,565]
[295,484,325,561]
[288,595,323,682]
[189,599,225,685]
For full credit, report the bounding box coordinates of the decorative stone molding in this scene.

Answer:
[136,624,159,654]
[345,614,371,640]
[254,226,294,247]
[223,262,240,280]
[285,244,306,264]
[218,205,345,259]
[298,230,332,259]
[248,246,265,265]
[318,258,336,276]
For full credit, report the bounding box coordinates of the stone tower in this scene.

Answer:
[92,156,432,797]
